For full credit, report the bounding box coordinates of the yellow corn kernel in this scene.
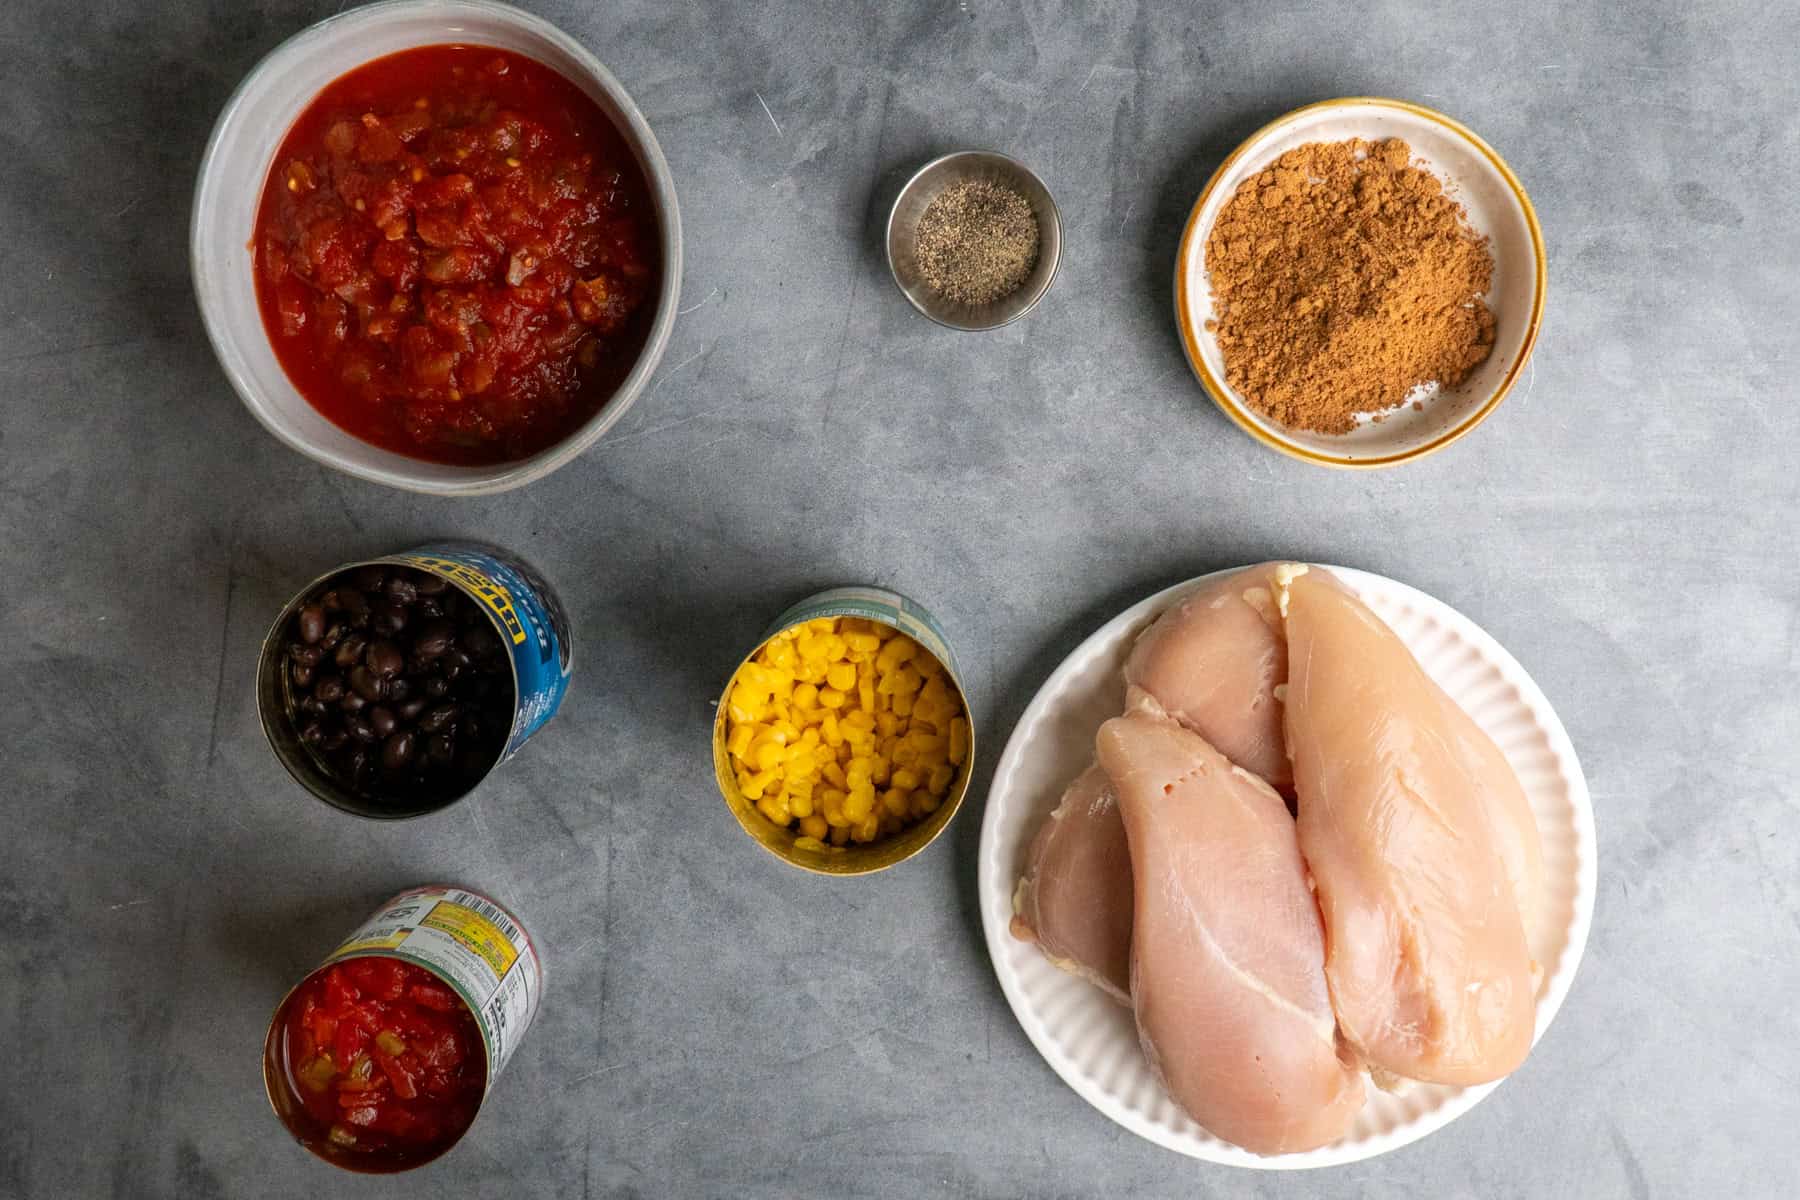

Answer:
[829,823,850,846]
[949,718,969,765]
[752,741,784,771]
[911,792,935,820]
[822,789,848,827]
[871,755,891,785]
[821,712,843,748]
[805,617,836,634]
[799,813,829,840]
[920,792,941,814]
[794,835,827,852]
[846,755,873,785]
[842,709,876,733]
[791,682,819,709]
[727,692,764,724]
[822,761,848,790]
[795,632,824,661]
[844,631,881,655]
[874,711,901,738]
[796,658,828,684]
[927,762,954,796]
[825,662,856,691]
[771,719,800,742]
[875,636,916,673]
[799,726,821,747]
[889,768,920,792]
[852,814,879,843]
[882,787,908,817]
[844,787,874,823]
[820,634,848,661]
[790,790,814,818]
[836,741,853,763]
[726,723,754,759]
[817,687,847,709]
[893,689,916,717]
[892,743,920,768]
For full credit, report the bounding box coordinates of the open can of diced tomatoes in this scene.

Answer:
[262,885,544,1172]
[257,540,572,818]
[712,586,977,876]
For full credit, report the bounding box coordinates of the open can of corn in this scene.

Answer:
[713,586,975,876]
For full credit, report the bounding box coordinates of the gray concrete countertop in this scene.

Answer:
[4,0,1795,1196]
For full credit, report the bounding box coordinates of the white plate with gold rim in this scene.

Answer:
[977,565,1595,1168]
[1173,98,1546,469]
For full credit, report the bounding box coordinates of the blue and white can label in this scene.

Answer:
[392,543,573,762]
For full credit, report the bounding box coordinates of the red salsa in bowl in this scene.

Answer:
[271,956,486,1170]
[253,45,658,465]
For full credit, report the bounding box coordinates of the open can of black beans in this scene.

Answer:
[257,542,572,818]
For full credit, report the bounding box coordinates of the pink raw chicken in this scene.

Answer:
[1435,687,1547,954]
[1279,566,1536,1086]
[1123,564,1292,791]
[1009,764,1133,1003]
[1098,709,1364,1155]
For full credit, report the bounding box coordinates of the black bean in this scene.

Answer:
[424,676,451,700]
[320,622,346,650]
[462,624,499,657]
[300,695,330,719]
[291,660,316,688]
[415,573,449,596]
[369,705,398,738]
[297,604,327,644]
[386,676,412,703]
[425,733,455,765]
[366,640,404,678]
[345,715,377,744]
[299,721,325,746]
[288,642,324,667]
[321,729,349,753]
[352,565,387,592]
[334,634,369,669]
[413,620,455,659]
[349,665,386,702]
[339,689,368,714]
[419,704,460,733]
[440,649,472,680]
[371,604,409,637]
[346,747,372,783]
[416,596,444,619]
[318,589,342,612]
[397,697,427,723]
[386,576,418,606]
[381,731,416,770]
[313,674,345,703]
[339,587,370,624]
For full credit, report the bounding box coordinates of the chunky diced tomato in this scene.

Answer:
[280,957,484,1164]
[253,44,657,466]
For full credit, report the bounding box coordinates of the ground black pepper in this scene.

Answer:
[915,180,1040,306]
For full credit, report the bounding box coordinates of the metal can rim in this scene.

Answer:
[259,884,539,1174]
[712,585,978,877]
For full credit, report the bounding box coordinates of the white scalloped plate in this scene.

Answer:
[978,566,1595,1168]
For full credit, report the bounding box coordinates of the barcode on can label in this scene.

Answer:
[326,886,543,1091]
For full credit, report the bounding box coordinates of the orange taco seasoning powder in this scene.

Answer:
[1205,138,1496,434]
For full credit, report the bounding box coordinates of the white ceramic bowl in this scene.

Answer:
[1174,99,1544,468]
[191,0,682,495]
[980,566,1595,1168]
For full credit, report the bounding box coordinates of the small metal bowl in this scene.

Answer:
[886,150,1061,331]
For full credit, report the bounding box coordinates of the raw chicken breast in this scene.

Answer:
[1278,565,1535,1086]
[1123,564,1291,791]
[1098,710,1364,1154]
[1009,765,1133,1003]
[1435,686,1547,952]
